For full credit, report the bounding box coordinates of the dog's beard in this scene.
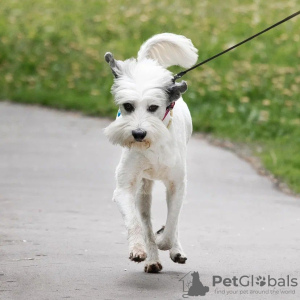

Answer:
[104,115,171,149]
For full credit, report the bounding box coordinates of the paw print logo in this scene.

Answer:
[256,276,266,286]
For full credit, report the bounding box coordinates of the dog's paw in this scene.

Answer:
[144,261,163,273]
[129,244,147,263]
[155,228,173,250]
[170,251,187,264]
[155,236,173,250]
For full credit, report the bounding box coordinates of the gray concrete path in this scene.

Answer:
[0,102,299,300]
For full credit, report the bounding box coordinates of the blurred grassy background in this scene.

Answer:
[0,0,299,193]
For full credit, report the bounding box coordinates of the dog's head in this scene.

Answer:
[104,33,198,149]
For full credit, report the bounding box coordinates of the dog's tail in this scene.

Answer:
[137,33,198,68]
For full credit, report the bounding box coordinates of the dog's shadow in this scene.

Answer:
[117,270,187,292]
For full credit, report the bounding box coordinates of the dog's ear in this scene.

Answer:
[137,33,198,68]
[104,52,123,78]
[166,80,187,102]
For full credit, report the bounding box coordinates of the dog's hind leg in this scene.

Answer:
[156,219,187,264]
[136,179,162,273]
[155,176,186,251]
[169,227,187,264]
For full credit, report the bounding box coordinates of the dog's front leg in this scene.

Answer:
[156,177,186,251]
[136,179,162,273]
[113,153,147,263]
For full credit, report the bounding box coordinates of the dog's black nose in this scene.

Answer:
[132,129,147,141]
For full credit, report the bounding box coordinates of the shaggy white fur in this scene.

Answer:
[104,33,198,273]
[137,33,198,68]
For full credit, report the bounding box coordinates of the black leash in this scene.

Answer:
[173,10,300,82]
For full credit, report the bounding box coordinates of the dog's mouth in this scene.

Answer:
[135,138,144,143]
[128,139,151,149]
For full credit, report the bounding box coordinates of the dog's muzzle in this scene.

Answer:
[132,129,147,142]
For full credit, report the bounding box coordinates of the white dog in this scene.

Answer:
[104,33,198,273]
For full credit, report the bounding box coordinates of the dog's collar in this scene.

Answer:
[162,102,175,122]
[116,102,175,129]
[163,102,175,129]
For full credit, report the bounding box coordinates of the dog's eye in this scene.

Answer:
[148,105,159,113]
[123,103,134,112]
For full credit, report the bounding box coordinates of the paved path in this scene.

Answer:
[0,102,299,300]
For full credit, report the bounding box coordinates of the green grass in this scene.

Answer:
[0,0,299,193]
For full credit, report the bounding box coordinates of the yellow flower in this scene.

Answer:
[139,15,149,22]
[93,15,102,23]
[282,89,293,96]
[210,85,221,91]
[5,74,13,83]
[291,119,300,125]
[240,96,250,103]
[262,99,271,106]
[91,89,100,96]
[226,84,235,91]
[68,82,75,89]
[284,100,293,107]
[280,117,286,124]
[227,106,236,113]
[291,84,298,92]
[259,110,269,122]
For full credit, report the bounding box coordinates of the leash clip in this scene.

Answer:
[173,71,186,82]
